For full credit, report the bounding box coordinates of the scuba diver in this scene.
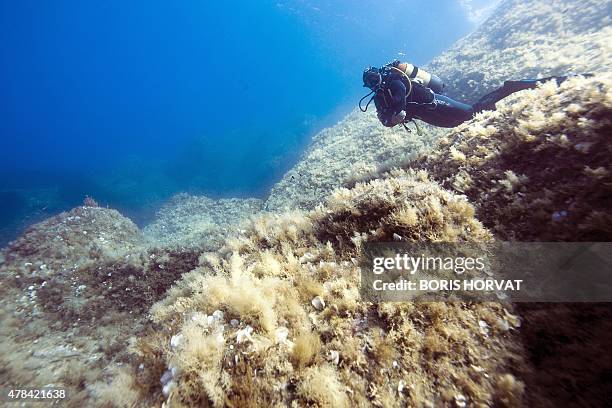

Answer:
[360,60,572,129]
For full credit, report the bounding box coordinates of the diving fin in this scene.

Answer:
[473,74,593,113]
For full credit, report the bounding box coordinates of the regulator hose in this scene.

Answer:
[359,89,376,112]
[389,66,413,98]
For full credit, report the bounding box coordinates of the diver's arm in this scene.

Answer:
[376,80,407,127]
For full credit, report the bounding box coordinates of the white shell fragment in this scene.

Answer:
[212,310,224,322]
[308,312,319,325]
[478,320,489,335]
[191,312,208,326]
[236,326,254,343]
[455,394,467,407]
[162,381,176,397]
[160,369,173,385]
[503,309,522,328]
[299,252,316,263]
[552,210,568,222]
[471,364,485,373]
[311,296,326,311]
[230,319,239,327]
[170,334,183,349]
[275,327,289,343]
[170,365,180,377]
[398,380,406,393]
[328,350,340,365]
[496,318,511,332]
[575,142,594,153]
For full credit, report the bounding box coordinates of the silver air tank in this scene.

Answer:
[404,63,444,94]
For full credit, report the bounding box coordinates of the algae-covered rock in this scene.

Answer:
[0,205,199,405]
[143,193,264,250]
[264,101,446,213]
[133,171,525,407]
[1,205,142,274]
[0,193,266,405]
[401,74,612,408]
[413,74,612,241]
[0,205,182,322]
[429,0,611,103]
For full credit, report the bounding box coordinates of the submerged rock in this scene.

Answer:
[2,1,610,406]
[143,193,263,250]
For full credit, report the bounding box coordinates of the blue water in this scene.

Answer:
[0,0,487,244]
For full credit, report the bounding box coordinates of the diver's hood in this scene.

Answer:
[362,66,382,89]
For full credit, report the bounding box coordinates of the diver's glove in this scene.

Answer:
[383,110,406,127]
[392,111,406,126]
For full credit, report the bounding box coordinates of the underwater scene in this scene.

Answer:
[0,0,611,406]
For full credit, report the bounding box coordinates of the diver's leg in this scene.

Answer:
[503,76,568,92]
[472,81,541,112]
[412,94,475,128]
[473,75,589,113]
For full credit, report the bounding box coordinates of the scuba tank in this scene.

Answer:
[388,61,444,94]
[406,64,444,94]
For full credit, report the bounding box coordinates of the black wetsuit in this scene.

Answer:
[374,75,568,128]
